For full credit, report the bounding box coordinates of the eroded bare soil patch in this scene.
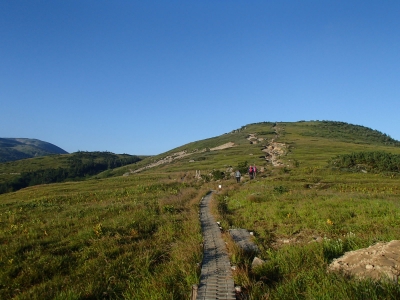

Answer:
[328,240,400,282]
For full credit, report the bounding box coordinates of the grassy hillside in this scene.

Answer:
[108,120,400,176]
[1,121,399,299]
[0,138,68,163]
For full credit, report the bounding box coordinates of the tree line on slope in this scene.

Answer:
[329,151,400,174]
[0,151,141,194]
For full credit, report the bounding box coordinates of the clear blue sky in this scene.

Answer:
[1,1,399,155]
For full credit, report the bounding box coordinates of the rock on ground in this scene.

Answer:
[229,229,259,253]
[252,257,265,269]
[328,240,400,282]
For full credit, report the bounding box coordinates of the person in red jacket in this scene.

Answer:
[249,166,254,179]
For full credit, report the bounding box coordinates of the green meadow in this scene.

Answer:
[216,170,400,299]
[0,174,209,299]
[1,121,399,299]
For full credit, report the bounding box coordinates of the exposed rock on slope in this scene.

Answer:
[247,123,288,167]
[210,142,235,151]
[262,142,287,167]
[247,134,264,144]
[127,150,193,174]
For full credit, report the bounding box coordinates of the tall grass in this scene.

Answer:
[214,164,400,298]
[0,174,206,299]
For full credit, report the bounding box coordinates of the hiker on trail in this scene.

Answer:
[249,166,254,179]
[235,170,241,183]
[253,165,257,179]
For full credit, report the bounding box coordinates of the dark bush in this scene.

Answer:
[211,170,225,180]
[237,161,249,174]
[273,185,288,194]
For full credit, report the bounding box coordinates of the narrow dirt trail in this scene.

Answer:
[197,192,236,300]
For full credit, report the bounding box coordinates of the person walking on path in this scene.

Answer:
[248,165,254,179]
[235,170,241,183]
[253,165,257,179]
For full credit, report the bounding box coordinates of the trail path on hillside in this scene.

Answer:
[197,192,236,300]
[124,143,236,176]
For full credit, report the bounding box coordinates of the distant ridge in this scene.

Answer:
[0,138,68,163]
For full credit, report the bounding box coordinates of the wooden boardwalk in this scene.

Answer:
[196,192,236,300]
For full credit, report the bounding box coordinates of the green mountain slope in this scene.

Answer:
[0,138,68,163]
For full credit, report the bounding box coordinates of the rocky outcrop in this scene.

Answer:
[262,142,287,166]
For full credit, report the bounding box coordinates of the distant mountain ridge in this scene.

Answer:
[0,138,68,163]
